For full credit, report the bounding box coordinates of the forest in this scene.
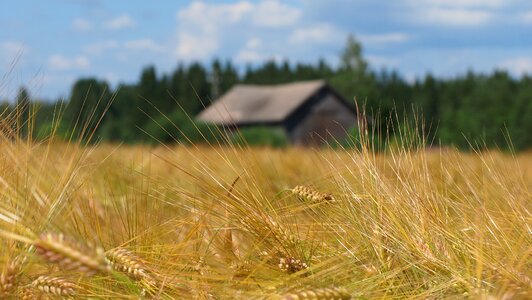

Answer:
[7,37,532,150]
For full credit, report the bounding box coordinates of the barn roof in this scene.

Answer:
[197,80,327,125]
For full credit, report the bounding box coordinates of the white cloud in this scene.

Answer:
[72,18,92,31]
[522,11,532,23]
[235,38,264,63]
[48,55,90,70]
[176,34,218,60]
[359,33,410,44]
[290,24,343,44]
[83,39,167,60]
[423,7,492,26]
[104,14,135,30]
[235,49,264,63]
[235,37,288,64]
[177,1,300,29]
[175,1,253,60]
[407,0,505,26]
[245,37,262,49]
[103,72,119,85]
[424,0,505,8]
[83,41,119,55]
[0,42,29,68]
[498,57,532,75]
[235,37,286,64]
[177,1,252,31]
[252,0,301,28]
[366,55,400,68]
[174,1,303,60]
[124,39,165,52]
[1,41,27,56]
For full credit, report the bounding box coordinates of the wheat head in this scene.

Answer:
[291,186,334,204]
[34,232,110,275]
[18,287,39,300]
[0,257,23,296]
[31,275,76,296]
[278,257,309,274]
[281,287,351,300]
[105,247,158,289]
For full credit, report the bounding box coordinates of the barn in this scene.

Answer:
[196,80,357,146]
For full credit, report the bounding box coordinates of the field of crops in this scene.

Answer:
[0,138,530,299]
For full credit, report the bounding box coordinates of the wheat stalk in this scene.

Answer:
[291,186,334,204]
[281,287,351,300]
[31,275,76,296]
[34,232,110,275]
[240,215,299,255]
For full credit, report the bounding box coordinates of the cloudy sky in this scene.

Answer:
[1,0,532,100]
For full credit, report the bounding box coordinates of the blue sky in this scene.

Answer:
[1,0,532,100]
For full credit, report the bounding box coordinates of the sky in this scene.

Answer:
[1,0,532,100]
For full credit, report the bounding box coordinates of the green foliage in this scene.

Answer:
[211,59,238,98]
[99,84,142,143]
[13,36,532,150]
[337,125,385,151]
[386,124,425,152]
[66,78,111,141]
[143,110,221,145]
[15,86,31,137]
[340,34,368,73]
[35,120,70,140]
[331,126,362,150]
[185,63,210,114]
[231,126,288,147]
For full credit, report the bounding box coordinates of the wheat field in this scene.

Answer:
[0,131,530,299]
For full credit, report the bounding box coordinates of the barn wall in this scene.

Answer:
[286,92,357,146]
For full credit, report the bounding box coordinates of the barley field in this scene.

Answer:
[0,135,530,299]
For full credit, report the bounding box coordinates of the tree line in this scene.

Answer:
[5,36,532,150]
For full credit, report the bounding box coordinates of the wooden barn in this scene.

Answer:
[196,80,357,146]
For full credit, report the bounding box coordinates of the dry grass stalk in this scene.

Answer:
[105,247,158,289]
[0,257,23,296]
[188,258,215,300]
[281,287,351,300]
[361,263,378,276]
[31,275,76,296]
[267,217,299,251]
[487,266,532,298]
[34,233,110,275]
[240,215,299,253]
[291,186,334,204]
[278,257,309,274]
[230,259,252,279]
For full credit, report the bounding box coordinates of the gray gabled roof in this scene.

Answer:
[197,80,326,125]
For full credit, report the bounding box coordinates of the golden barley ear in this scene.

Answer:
[31,275,76,297]
[230,259,252,279]
[34,232,111,275]
[281,287,351,300]
[18,287,39,300]
[105,247,158,290]
[239,215,299,254]
[278,257,309,274]
[0,257,24,296]
[291,185,335,204]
